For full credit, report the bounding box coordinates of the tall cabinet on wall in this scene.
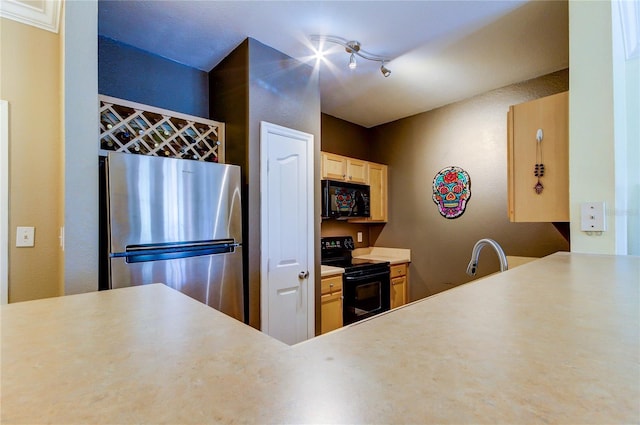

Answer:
[360,162,388,223]
[507,91,569,222]
[320,152,388,223]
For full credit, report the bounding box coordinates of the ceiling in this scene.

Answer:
[98,0,569,128]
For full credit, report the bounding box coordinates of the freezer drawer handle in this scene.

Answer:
[112,239,241,263]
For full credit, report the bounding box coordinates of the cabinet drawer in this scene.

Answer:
[390,263,407,278]
[321,275,343,295]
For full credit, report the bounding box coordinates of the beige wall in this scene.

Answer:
[566,1,639,255]
[0,18,64,301]
[568,1,617,254]
[370,70,570,301]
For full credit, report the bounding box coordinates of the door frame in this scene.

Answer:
[1,100,9,304]
[259,121,315,340]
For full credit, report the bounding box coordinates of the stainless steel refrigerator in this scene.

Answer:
[106,152,244,321]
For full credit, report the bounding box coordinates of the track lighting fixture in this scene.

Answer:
[310,35,392,77]
[380,62,391,77]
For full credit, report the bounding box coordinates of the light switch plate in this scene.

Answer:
[580,202,606,232]
[16,226,35,247]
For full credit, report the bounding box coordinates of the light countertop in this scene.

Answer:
[352,246,411,264]
[320,265,345,277]
[2,252,638,424]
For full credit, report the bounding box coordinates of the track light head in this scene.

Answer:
[349,53,357,70]
[380,62,391,77]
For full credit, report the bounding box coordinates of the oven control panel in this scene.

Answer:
[321,236,355,251]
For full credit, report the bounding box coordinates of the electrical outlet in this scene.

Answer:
[580,202,606,232]
[16,226,35,247]
[357,231,363,243]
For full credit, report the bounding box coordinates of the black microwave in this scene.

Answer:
[321,179,370,219]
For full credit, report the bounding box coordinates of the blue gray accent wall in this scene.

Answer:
[98,36,209,118]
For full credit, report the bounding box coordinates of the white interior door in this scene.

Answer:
[260,122,314,345]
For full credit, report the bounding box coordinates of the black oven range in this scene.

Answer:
[321,236,390,325]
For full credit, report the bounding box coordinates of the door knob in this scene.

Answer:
[298,271,309,279]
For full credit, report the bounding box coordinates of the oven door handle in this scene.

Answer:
[343,270,390,282]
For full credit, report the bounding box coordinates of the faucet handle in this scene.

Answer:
[466,261,478,277]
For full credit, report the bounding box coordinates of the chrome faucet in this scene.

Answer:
[466,238,508,276]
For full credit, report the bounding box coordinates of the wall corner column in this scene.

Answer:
[63,0,99,294]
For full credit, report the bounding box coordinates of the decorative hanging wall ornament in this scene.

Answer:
[534,128,545,194]
[432,166,471,219]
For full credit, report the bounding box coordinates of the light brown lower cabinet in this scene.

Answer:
[390,263,409,309]
[320,275,343,334]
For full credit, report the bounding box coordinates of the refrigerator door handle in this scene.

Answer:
[111,239,241,264]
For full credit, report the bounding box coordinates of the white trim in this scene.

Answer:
[1,100,9,304]
[0,0,62,33]
[260,126,267,334]
[618,0,639,60]
[260,121,315,341]
[98,95,223,125]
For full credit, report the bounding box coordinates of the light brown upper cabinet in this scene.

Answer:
[345,158,368,184]
[321,152,348,181]
[507,91,569,222]
[321,152,368,184]
[349,161,388,223]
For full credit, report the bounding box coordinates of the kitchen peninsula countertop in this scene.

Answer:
[2,252,639,424]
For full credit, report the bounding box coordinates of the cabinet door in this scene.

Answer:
[368,162,388,221]
[508,91,569,222]
[390,276,407,309]
[349,161,388,223]
[346,158,368,184]
[321,152,347,181]
[321,291,343,334]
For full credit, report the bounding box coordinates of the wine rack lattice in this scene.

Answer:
[99,95,225,163]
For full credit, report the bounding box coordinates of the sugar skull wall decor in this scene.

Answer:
[432,166,471,219]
